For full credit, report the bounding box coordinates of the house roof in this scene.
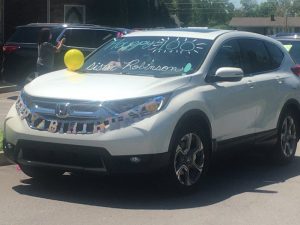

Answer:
[230,17,300,28]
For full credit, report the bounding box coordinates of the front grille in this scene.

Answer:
[28,97,110,120]
[17,93,152,135]
[19,95,118,134]
[19,141,106,170]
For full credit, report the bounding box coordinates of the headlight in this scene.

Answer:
[103,94,171,117]
[15,91,31,119]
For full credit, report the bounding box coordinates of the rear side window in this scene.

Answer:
[63,29,116,48]
[7,27,63,44]
[8,27,41,43]
[239,39,272,75]
[265,42,284,69]
[210,40,241,75]
[278,40,300,63]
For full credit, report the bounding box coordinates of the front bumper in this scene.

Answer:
[3,139,170,174]
[5,104,174,155]
[4,105,175,173]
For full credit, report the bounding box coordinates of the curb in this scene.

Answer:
[0,84,20,94]
[0,152,12,166]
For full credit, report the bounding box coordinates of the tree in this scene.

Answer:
[236,0,300,17]
[256,1,277,17]
[240,0,259,16]
[176,0,193,26]
[209,0,234,26]
[191,0,209,26]
[191,0,234,27]
[163,0,235,27]
[276,0,300,16]
[163,0,177,13]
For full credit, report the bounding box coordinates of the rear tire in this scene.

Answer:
[273,110,298,164]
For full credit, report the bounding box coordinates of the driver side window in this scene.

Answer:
[209,39,241,76]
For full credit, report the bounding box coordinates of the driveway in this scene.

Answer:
[0,149,300,225]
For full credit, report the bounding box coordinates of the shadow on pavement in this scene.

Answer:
[12,148,300,210]
[7,95,18,100]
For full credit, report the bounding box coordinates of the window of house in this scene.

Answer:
[64,5,86,24]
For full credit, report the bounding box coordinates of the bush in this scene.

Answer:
[0,130,3,152]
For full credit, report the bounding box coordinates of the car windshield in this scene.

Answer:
[278,40,300,64]
[81,36,213,77]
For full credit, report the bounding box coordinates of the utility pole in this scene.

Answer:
[285,0,294,32]
[120,0,128,27]
[47,0,50,23]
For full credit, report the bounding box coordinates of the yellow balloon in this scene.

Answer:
[64,49,84,71]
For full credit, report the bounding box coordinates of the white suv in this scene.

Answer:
[3,28,300,188]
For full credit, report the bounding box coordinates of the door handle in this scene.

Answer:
[247,80,254,88]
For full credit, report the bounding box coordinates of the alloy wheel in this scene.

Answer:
[173,133,205,186]
[281,115,297,157]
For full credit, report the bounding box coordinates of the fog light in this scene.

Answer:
[130,157,141,163]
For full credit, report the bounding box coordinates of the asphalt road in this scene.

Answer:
[1,91,300,225]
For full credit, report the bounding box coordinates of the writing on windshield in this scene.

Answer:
[82,36,212,76]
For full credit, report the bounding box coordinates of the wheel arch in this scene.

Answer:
[278,99,300,132]
[168,109,212,153]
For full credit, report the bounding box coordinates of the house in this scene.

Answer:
[1,0,174,41]
[229,17,300,35]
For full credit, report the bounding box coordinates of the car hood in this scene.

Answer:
[24,70,191,101]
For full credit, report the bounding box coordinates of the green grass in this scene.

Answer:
[0,130,3,152]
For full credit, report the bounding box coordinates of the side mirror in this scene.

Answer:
[213,67,244,82]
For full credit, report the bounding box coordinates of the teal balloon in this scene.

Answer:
[183,63,192,73]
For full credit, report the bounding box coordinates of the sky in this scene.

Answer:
[230,0,266,8]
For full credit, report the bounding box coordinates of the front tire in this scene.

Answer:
[274,110,298,163]
[168,122,210,189]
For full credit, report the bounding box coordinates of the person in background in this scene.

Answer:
[37,28,65,75]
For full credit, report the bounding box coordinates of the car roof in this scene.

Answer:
[126,28,231,40]
[16,23,130,32]
[275,36,300,41]
[271,32,300,40]
[273,32,300,37]
[276,38,300,42]
[125,28,277,41]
